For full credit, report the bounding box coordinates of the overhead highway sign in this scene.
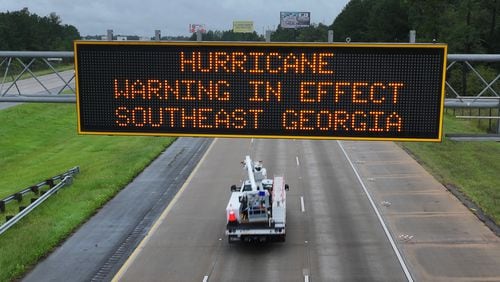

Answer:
[74,41,447,141]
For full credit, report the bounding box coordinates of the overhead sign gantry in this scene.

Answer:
[74,41,447,141]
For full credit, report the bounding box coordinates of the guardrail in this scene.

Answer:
[446,54,500,108]
[0,51,75,100]
[0,51,499,102]
[0,166,79,236]
[0,50,498,132]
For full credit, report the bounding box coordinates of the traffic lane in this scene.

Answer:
[116,138,250,281]
[300,140,407,281]
[115,138,406,281]
[117,138,309,281]
[209,138,406,281]
[0,70,75,110]
[208,138,308,281]
[0,70,75,95]
[342,141,500,281]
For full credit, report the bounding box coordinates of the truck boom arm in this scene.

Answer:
[244,155,257,191]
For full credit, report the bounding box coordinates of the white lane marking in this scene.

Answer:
[296,156,300,166]
[300,196,305,213]
[112,139,218,282]
[337,141,414,282]
[304,275,309,282]
[251,138,254,143]
[203,275,209,282]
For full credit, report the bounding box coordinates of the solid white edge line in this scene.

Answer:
[203,275,209,282]
[296,156,300,166]
[112,139,218,282]
[304,275,309,282]
[300,196,305,213]
[337,141,414,282]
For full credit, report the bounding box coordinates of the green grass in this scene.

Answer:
[0,103,174,281]
[444,107,499,133]
[402,114,500,224]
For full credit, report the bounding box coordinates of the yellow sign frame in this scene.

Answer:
[74,41,447,142]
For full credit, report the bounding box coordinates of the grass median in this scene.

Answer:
[402,113,500,224]
[0,103,174,281]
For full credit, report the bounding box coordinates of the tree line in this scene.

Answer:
[0,8,80,51]
[193,0,499,54]
[332,0,499,54]
[1,1,498,54]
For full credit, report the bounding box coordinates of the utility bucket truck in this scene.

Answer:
[226,156,289,243]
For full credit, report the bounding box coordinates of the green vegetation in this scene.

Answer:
[271,23,330,42]
[0,104,173,281]
[194,0,499,54]
[330,0,499,98]
[402,114,500,224]
[0,8,78,89]
[189,30,263,41]
[332,0,499,53]
[0,8,79,51]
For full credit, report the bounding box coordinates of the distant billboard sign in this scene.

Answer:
[280,12,311,28]
[233,21,254,33]
[189,24,206,33]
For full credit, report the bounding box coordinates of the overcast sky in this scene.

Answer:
[0,0,349,37]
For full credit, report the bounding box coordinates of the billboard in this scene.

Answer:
[233,21,254,33]
[189,24,206,33]
[280,12,311,28]
[74,41,447,141]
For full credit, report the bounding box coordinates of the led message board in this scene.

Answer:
[74,41,447,141]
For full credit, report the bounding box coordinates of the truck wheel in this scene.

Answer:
[278,234,286,242]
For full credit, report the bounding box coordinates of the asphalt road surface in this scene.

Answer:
[0,70,75,110]
[0,69,74,96]
[23,137,500,281]
[114,138,409,281]
[23,138,212,282]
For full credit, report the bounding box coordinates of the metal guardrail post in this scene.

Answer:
[0,176,73,236]
[409,30,416,43]
[265,30,272,42]
[497,102,500,133]
[328,30,334,43]
[0,166,79,211]
[107,29,113,41]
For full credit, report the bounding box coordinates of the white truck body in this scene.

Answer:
[226,156,288,243]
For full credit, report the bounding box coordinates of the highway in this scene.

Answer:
[0,69,74,96]
[3,54,498,281]
[112,138,500,282]
[114,138,408,281]
[0,70,75,109]
[20,137,500,281]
